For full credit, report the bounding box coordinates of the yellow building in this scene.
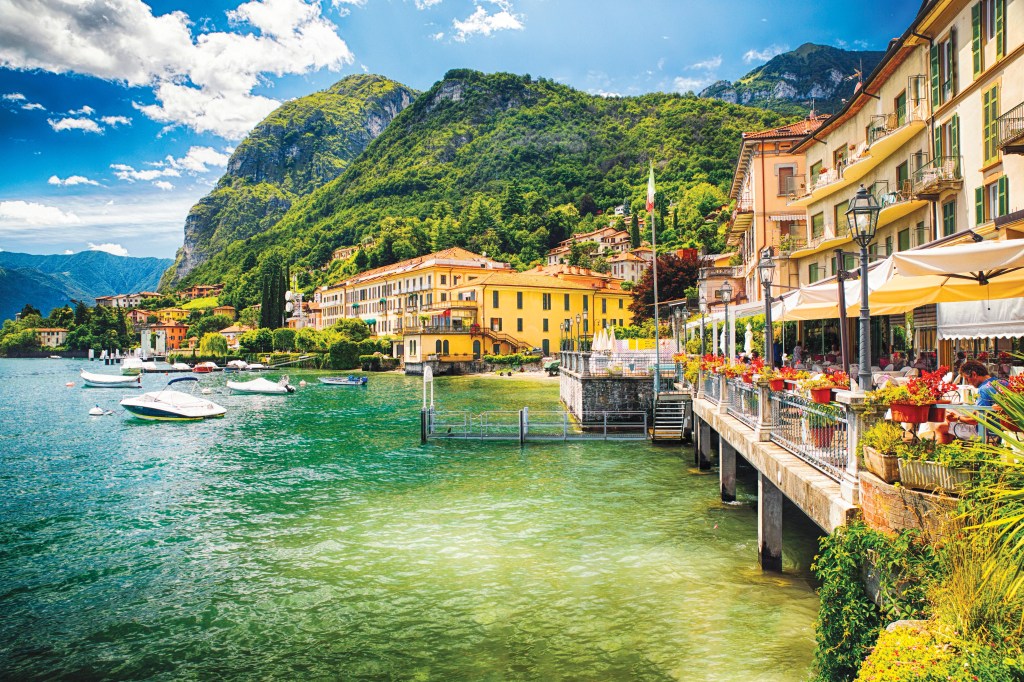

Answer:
[156,307,189,321]
[316,248,633,365]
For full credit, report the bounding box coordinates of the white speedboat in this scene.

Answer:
[81,369,143,388]
[120,377,226,421]
[171,362,192,371]
[121,358,157,375]
[226,375,295,395]
[319,375,368,386]
[225,359,249,372]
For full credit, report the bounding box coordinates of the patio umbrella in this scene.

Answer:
[871,239,1024,308]
[607,326,617,352]
[593,328,606,351]
[777,257,897,321]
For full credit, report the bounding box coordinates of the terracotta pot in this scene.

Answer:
[742,373,753,384]
[890,402,930,424]
[862,445,899,483]
[810,387,833,404]
[928,401,950,422]
[810,425,835,448]
[768,379,785,392]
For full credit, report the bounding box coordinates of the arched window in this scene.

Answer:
[435,340,442,353]
[442,340,449,355]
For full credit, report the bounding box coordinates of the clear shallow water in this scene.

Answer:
[0,359,821,681]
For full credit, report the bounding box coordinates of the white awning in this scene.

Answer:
[769,213,806,222]
[937,297,1024,340]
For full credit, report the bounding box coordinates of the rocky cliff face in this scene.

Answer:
[162,74,417,288]
[700,43,885,116]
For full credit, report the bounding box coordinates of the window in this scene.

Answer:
[833,147,848,171]
[435,340,442,354]
[885,235,894,256]
[778,165,795,196]
[983,85,1000,165]
[516,291,523,309]
[810,160,823,186]
[896,161,909,193]
[582,296,588,311]
[811,212,825,239]
[564,294,570,311]
[934,115,960,166]
[931,29,958,107]
[898,228,911,252]
[440,275,447,285]
[942,200,956,236]
[834,200,849,233]
[601,298,607,314]
[542,293,551,310]
[975,177,1010,223]
[543,318,549,332]
[492,290,500,308]
[974,0,1006,73]
[490,318,502,332]
[517,318,523,332]
[618,299,623,309]
[895,91,907,127]
[808,263,820,284]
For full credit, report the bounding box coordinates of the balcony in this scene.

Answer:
[777,233,807,258]
[997,100,1024,155]
[780,175,806,198]
[911,155,963,199]
[403,324,477,335]
[699,266,743,280]
[788,225,853,259]
[421,300,478,312]
[871,180,929,230]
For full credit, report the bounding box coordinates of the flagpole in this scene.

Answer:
[648,162,660,396]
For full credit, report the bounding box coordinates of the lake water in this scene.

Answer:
[0,359,821,681]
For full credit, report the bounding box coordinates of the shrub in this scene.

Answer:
[328,339,360,369]
[272,327,296,352]
[483,353,539,366]
[860,421,905,456]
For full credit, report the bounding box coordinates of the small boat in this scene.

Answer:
[120,377,226,421]
[225,359,249,372]
[171,362,192,371]
[121,358,144,375]
[319,375,368,386]
[81,369,143,388]
[226,375,295,395]
[193,362,218,373]
[48,355,61,359]
[247,363,268,371]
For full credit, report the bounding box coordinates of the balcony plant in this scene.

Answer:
[807,403,841,448]
[865,383,934,423]
[893,439,977,494]
[759,366,786,391]
[717,360,748,379]
[911,366,958,421]
[860,420,905,483]
[777,365,810,390]
[802,371,848,404]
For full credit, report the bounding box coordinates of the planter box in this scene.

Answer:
[768,379,785,392]
[863,445,899,484]
[927,401,951,422]
[897,459,973,494]
[810,387,833,404]
[890,403,930,424]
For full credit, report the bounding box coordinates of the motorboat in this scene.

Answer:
[319,375,368,386]
[120,377,226,421]
[121,358,144,375]
[81,369,143,388]
[193,361,219,373]
[171,362,192,371]
[226,375,295,395]
[247,363,268,371]
[225,359,249,372]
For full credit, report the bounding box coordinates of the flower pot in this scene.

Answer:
[897,459,974,494]
[889,402,930,424]
[769,379,785,392]
[742,373,753,384]
[810,425,835,448]
[927,401,950,422]
[810,387,833,404]
[862,445,899,483]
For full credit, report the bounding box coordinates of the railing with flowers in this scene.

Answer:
[769,392,849,481]
[704,373,721,404]
[727,378,760,429]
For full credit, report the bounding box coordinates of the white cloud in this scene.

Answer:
[68,105,95,115]
[415,0,444,8]
[431,32,444,41]
[0,0,355,139]
[22,102,45,111]
[110,163,181,182]
[153,180,174,191]
[743,44,789,64]
[166,146,231,173]
[673,76,712,94]
[111,145,229,185]
[48,174,100,186]
[47,117,103,133]
[88,242,129,257]
[3,92,26,101]
[453,3,524,42]
[689,56,722,71]
[0,200,80,225]
[101,115,131,126]
[63,249,73,254]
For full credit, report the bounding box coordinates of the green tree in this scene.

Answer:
[239,328,273,354]
[199,332,228,357]
[333,318,370,342]
[47,306,74,328]
[578,193,598,217]
[328,338,360,369]
[239,306,260,328]
[0,329,40,354]
[272,327,296,352]
[295,327,324,352]
[18,304,41,318]
[500,180,526,221]
[629,213,641,248]
[628,251,702,322]
[259,251,287,329]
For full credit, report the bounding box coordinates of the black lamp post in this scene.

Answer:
[575,313,582,351]
[699,294,707,357]
[582,310,589,351]
[845,184,881,391]
[758,247,776,367]
[719,280,733,359]
[671,305,683,352]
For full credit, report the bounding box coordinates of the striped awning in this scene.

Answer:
[769,213,806,222]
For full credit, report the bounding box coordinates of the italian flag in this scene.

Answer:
[646,162,656,213]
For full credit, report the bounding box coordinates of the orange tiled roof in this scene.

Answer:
[339,247,506,286]
[742,114,830,140]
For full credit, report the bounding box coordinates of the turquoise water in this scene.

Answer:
[0,359,821,681]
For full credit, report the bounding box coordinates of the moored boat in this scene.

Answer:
[319,375,368,386]
[120,377,226,421]
[193,362,218,373]
[81,369,143,388]
[226,375,295,395]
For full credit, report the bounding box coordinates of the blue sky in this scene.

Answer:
[0,0,919,260]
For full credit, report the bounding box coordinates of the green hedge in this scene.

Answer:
[359,354,399,371]
[482,353,541,366]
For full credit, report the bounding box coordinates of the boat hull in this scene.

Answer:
[120,390,226,421]
[319,377,368,386]
[82,372,142,388]
[120,404,224,421]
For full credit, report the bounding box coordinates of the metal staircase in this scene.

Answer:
[650,393,692,442]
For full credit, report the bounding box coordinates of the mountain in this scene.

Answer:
[161,74,418,288]
[699,43,886,116]
[173,69,792,307]
[0,250,173,321]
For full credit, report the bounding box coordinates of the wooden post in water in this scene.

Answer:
[758,472,784,572]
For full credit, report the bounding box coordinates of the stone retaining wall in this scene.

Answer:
[859,471,957,539]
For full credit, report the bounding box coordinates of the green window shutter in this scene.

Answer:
[930,43,940,109]
[950,114,960,171]
[972,3,982,75]
[997,176,1009,217]
[996,0,1005,59]
[934,126,942,160]
[949,27,958,95]
[976,186,985,224]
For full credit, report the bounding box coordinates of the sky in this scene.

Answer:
[0,0,921,260]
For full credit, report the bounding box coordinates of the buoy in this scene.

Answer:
[88,405,104,416]
[299,380,307,387]
[66,381,75,387]
[201,388,212,394]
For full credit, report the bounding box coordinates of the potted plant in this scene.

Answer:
[912,366,957,421]
[866,383,934,424]
[778,366,810,390]
[760,366,785,392]
[860,420,905,483]
[802,372,847,404]
[894,440,976,494]
[807,404,841,448]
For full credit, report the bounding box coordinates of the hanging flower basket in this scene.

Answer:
[862,445,900,483]
[769,379,786,392]
[889,402,930,424]
[927,401,951,422]
[810,387,833,404]
[897,459,973,494]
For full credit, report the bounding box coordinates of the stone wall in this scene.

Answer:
[859,471,957,540]
[559,369,655,420]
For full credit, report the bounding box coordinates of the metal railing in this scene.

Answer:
[780,175,806,197]
[726,379,760,429]
[769,393,849,482]
[425,408,647,441]
[997,100,1024,151]
[736,192,753,213]
[911,155,963,195]
[588,350,679,378]
[704,374,721,404]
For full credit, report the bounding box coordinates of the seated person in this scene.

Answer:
[960,360,1008,407]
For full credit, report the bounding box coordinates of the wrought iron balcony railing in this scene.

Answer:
[911,155,963,198]
[997,100,1024,154]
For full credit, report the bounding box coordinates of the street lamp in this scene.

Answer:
[575,313,582,351]
[672,305,684,352]
[758,247,776,367]
[582,310,589,351]
[699,294,707,357]
[719,280,733,359]
[845,184,881,391]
